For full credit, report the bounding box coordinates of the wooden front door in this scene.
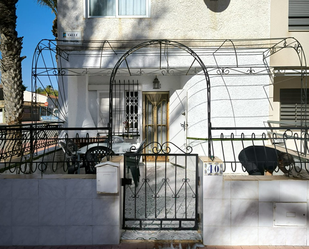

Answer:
[143,92,169,154]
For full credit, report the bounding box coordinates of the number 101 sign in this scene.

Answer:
[204,162,223,175]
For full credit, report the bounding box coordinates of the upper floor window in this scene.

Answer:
[289,0,309,31]
[280,88,309,123]
[88,0,149,18]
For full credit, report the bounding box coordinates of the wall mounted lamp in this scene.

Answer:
[153,76,161,89]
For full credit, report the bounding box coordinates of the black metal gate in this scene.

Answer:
[122,142,199,230]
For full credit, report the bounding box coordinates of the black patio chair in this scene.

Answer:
[125,139,146,186]
[84,146,114,174]
[238,145,280,175]
[59,139,80,174]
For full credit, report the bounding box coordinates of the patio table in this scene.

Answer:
[75,139,135,173]
[77,141,134,157]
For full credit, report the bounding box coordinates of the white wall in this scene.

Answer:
[58,0,271,41]
[1,162,308,246]
[67,75,97,136]
[202,174,309,246]
[0,177,120,246]
[181,67,270,161]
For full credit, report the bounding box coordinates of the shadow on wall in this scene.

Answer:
[203,0,231,12]
[83,1,170,41]
[204,179,308,245]
[58,0,170,70]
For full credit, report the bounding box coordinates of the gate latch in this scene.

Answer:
[121,178,132,186]
[180,121,188,131]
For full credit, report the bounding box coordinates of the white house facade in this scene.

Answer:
[39,0,306,163]
[4,0,309,246]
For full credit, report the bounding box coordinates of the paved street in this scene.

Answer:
[1,245,309,249]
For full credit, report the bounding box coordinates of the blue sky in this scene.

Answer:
[16,0,55,91]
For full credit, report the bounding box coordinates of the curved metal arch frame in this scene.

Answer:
[30,39,69,123]
[108,39,213,157]
[263,37,307,126]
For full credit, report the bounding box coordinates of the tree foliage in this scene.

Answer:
[35,85,58,97]
[36,0,57,15]
[37,0,57,38]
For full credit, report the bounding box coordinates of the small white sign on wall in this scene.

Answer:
[62,31,82,44]
[204,161,223,175]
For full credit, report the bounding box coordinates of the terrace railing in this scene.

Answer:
[0,123,110,174]
[205,125,309,176]
[1,122,309,176]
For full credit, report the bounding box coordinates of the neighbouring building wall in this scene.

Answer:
[269,0,308,129]
[58,0,271,42]
[270,0,309,67]
[24,91,47,104]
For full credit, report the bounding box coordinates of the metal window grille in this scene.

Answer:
[112,80,140,137]
[125,91,139,130]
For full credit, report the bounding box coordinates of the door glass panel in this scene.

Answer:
[143,93,169,152]
[157,125,167,145]
[162,100,167,124]
[147,100,152,124]
[157,103,162,124]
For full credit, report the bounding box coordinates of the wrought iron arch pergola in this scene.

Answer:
[108,39,213,156]
[30,38,308,158]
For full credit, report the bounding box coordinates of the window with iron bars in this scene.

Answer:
[124,91,139,137]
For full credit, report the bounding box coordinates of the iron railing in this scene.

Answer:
[203,125,309,175]
[0,123,110,174]
[1,123,309,176]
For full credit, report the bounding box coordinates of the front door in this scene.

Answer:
[143,92,169,153]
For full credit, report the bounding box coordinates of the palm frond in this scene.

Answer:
[36,0,57,15]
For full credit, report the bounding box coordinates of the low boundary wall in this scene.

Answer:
[202,156,309,246]
[0,175,121,246]
[1,157,309,246]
